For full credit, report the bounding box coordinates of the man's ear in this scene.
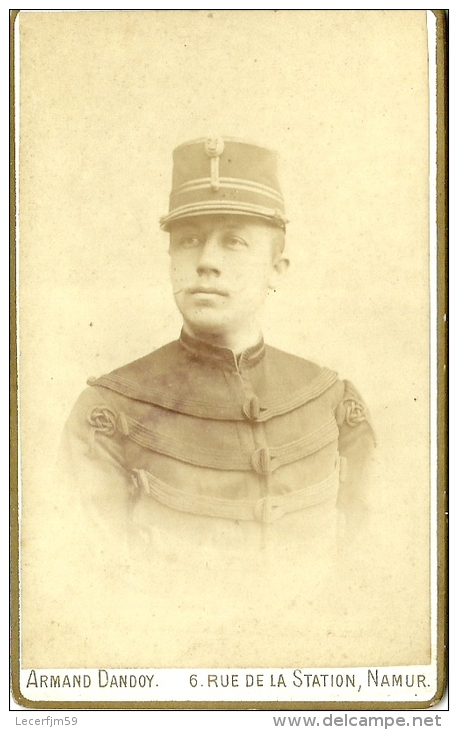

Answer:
[268,256,290,289]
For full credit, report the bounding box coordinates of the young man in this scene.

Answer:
[61,137,375,565]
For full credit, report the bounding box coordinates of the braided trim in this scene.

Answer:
[89,367,338,421]
[132,460,341,523]
[118,413,339,471]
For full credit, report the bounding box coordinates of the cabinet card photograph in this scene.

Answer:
[12,9,446,709]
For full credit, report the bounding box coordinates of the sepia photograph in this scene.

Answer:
[13,9,445,708]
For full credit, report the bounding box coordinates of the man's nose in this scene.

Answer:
[196,236,222,276]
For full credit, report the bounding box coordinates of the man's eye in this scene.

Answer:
[225,236,247,249]
[179,235,201,248]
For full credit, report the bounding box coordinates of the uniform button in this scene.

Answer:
[131,469,150,494]
[242,395,261,421]
[254,497,282,523]
[118,412,129,436]
[251,447,271,474]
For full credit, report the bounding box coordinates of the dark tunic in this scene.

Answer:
[60,330,375,567]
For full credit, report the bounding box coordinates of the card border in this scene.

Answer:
[9,8,448,711]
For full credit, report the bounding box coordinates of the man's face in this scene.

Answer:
[168,216,286,345]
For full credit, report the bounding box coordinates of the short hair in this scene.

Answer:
[269,226,286,260]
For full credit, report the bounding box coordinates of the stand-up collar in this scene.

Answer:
[179,328,265,370]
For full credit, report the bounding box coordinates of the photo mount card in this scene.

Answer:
[11,9,447,710]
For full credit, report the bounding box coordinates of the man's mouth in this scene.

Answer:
[187,286,229,297]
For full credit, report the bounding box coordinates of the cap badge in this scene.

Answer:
[204,137,225,192]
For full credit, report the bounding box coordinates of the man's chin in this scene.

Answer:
[182,314,232,339]
[186,318,228,336]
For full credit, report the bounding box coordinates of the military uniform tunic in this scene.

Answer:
[61,330,375,568]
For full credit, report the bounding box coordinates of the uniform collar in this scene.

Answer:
[179,328,265,370]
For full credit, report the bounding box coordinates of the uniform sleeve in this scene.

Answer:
[335,379,377,530]
[58,385,135,549]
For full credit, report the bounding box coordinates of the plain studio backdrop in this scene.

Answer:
[17,10,432,669]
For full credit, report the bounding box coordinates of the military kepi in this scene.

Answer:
[160,137,287,230]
